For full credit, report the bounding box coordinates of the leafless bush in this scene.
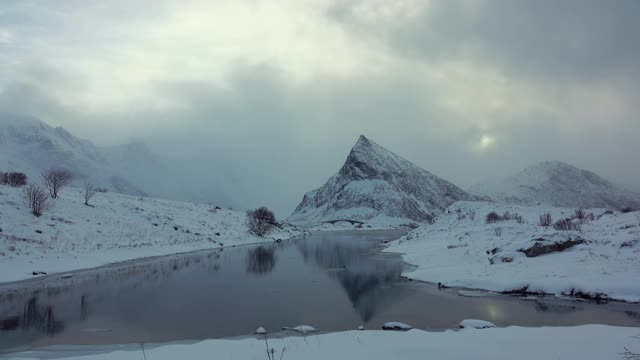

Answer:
[585,212,595,222]
[469,210,476,221]
[494,227,503,237]
[502,211,512,221]
[539,213,553,227]
[1,172,28,187]
[620,239,639,248]
[447,243,468,249]
[246,207,277,237]
[621,207,635,214]
[486,212,503,224]
[41,168,73,198]
[514,214,525,224]
[573,208,586,222]
[620,335,640,360]
[553,218,581,231]
[23,184,51,217]
[83,181,97,206]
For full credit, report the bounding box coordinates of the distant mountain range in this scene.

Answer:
[289,135,474,225]
[470,161,640,209]
[3,113,637,218]
[0,112,191,199]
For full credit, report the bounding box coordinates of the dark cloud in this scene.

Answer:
[331,0,640,83]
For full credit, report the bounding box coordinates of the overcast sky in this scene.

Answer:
[1,0,639,215]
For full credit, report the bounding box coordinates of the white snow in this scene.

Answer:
[289,135,472,226]
[0,185,304,283]
[282,325,318,334]
[470,161,640,209]
[460,319,496,329]
[385,201,640,302]
[456,290,496,298]
[7,325,640,360]
[382,322,412,331]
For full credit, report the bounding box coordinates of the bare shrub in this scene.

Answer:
[23,184,51,217]
[447,243,468,249]
[621,207,635,214]
[502,211,512,221]
[41,169,73,198]
[508,213,525,224]
[620,335,640,360]
[486,212,503,224]
[573,208,585,222]
[539,213,552,227]
[585,212,595,222]
[553,218,581,231]
[83,181,97,206]
[246,207,276,237]
[620,239,639,248]
[494,227,503,237]
[2,172,28,187]
[469,210,476,221]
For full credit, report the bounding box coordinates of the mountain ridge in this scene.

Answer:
[470,160,640,209]
[0,112,150,196]
[289,135,475,225]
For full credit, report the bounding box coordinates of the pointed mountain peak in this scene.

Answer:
[355,134,371,147]
[290,137,473,225]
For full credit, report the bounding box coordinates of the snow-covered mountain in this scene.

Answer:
[0,112,148,195]
[289,135,474,225]
[470,161,640,209]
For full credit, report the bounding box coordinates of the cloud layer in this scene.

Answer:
[1,0,639,215]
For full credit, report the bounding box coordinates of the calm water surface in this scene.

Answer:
[0,231,639,352]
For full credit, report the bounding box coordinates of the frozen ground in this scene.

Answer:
[386,201,640,302]
[5,325,640,360]
[0,186,304,283]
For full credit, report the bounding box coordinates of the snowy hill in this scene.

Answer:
[386,201,640,302]
[0,113,147,196]
[470,161,640,210]
[289,135,474,226]
[0,185,303,283]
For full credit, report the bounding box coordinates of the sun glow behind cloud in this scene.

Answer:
[1,0,639,213]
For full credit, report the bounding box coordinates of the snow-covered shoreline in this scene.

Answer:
[5,325,640,359]
[0,186,305,284]
[385,201,640,302]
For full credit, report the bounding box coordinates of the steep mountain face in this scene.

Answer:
[470,161,640,209]
[289,135,474,225]
[0,112,146,195]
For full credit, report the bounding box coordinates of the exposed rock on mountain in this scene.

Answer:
[289,135,474,225]
[470,161,640,209]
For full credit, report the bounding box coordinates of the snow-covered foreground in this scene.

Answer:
[0,186,304,283]
[7,325,640,360]
[386,201,640,302]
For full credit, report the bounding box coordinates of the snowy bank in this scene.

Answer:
[302,214,417,232]
[0,186,304,283]
[385,201,640,302]
[6,325,640,359]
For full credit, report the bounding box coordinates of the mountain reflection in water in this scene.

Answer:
[1,230,639,352]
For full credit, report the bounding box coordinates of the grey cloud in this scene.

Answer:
[1,1,639,216]
[331,0,640,82]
